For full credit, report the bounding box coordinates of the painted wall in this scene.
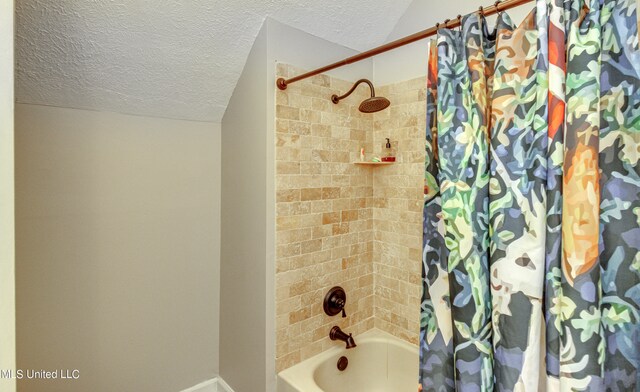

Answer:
[220,23,269,392]
[15,104,221,392]
[373,0,533,85]
[0,1,16,391]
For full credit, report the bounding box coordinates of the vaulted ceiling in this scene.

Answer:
[15,0,414,122]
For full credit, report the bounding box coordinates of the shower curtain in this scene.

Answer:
[419,0,640,390]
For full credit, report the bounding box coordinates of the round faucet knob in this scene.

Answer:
[323,286,347,317]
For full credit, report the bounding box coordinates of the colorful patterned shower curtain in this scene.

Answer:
[419,0,640,390]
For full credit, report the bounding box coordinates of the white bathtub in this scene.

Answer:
[277,329,419,392]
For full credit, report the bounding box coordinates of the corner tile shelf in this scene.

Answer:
[353,161,395,166]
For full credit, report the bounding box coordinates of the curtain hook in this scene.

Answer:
[456,14,462,31]
[478,5,484,15]
[494,1,502,13]
[443,18,451,28]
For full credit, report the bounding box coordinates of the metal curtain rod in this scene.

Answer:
[276,0,534,90]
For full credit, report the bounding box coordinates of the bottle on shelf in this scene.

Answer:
[382,138,395,162]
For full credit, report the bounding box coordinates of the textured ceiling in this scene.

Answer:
[15,0,413,122]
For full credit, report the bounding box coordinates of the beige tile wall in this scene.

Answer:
[275,64,375,372]
[275,63,426,371]
[372,77,426,345]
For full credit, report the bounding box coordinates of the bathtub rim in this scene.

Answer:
[276,328,418,392]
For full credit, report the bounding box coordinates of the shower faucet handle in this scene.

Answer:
[331,296,347,317]
[323,286,347,317]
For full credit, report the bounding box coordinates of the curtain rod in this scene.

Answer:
[276,0,534,90]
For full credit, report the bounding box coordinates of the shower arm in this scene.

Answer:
[331,79,375,103]
[276,0,534,90]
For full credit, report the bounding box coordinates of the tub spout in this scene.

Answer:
[329,326,357,349]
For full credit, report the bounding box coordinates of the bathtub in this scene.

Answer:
[277,329,419,392]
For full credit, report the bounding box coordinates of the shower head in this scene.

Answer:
[331,79,390,113]
[358,96,391,113]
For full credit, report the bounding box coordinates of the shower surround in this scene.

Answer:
[371,80,425,344]
[275,63,425,371]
